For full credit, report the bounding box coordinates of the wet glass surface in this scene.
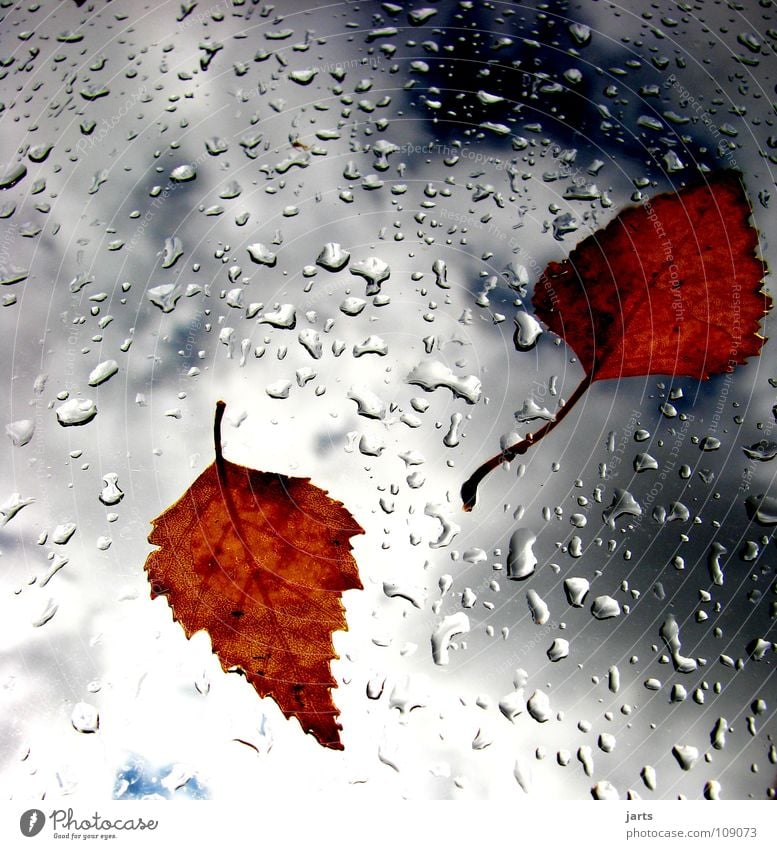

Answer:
[0,0,776,801]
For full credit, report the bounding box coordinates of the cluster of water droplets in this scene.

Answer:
[0,0,775,802]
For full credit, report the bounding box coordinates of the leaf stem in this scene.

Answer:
[214,400,226,471]
[461,372,594,511]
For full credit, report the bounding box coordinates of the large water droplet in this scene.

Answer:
[507,528,537,580]
[591,595,621,620]
[513,312,543,351]
[5,419,35,446]
[407,360,481,404]
[56,398,97,427]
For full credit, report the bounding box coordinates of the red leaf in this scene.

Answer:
[462,171,770,509]
[145,402,364,750]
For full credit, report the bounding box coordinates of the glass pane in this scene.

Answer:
[0,0,774,804]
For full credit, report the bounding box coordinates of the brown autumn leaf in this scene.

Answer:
[462,170,770,509]
[145,401,364,750]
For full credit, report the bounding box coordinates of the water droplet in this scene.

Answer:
[52,523,77,544]
[745,494,777,525]
[5,419,34,446]
[461,588,477,609]
[514,399,553,422]
[32,598,58,628]
[366,674,385,700]
[407,360,481,404]
[56,398,97,427]
[708,541,727,585]
[513,312,543,351]
[88,360,118,387]
[576,745,594,776]
[634,452,658,472]
[471,727,493,750]
[383,581,425,609]
[170,164,196,182]
[247,243,277,266]
[742,440,777,461]
[711,716,728,750]
[609,666,620,693]
[148,284,181,313]
[563,577,590,607]
[258,304,296,329]
[598,732,616,753]
[527,690,552,723]
[349,256,390,294]
[266,380,292,399]
[432,259,449,289]
[513,757,532,793]
[205,137,229,155]
[552,212,578,240]
[591,780,619,800]
[358,432,385,457]
[499,689,525,722]
[99,473,124,506]
[340,297,366,316]
[0,268,28,286]
[353,335,388,357]
[547,638,569,662]
[671,744,699,771]
[431,612,469,665]
[463,548,487,565]
[507,528,537,580]
[659,615,698,673]
[0,162,27,190]
[347,386,385,419]
[591,595,621,620]
[641,765,657,791]
[748,638,774,661]
[527,589,549,625]
[443,413,463,448]
[425,502,460,548]
[569,22,591,44]
[71,702,99,733]
[602,488,642,528]
[299,329,323,359]
[40,554,68,587]
[316,242,350,271]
